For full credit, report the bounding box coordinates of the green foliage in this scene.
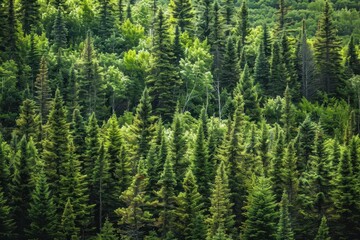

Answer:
[314,216,331,240]
[276,192,295,240]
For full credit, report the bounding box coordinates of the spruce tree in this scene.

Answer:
[277,0,287,31]
[195,0,211,40]
[147,9,180,121]
[99,0,115,40]
[15,99,39,142]
[314,1,342,96]
[118,0,125,24]
[282,141,298,204]
[71,108,86,164]
[116,159,152,239]
[0,186,15,239]
[42,88,69,198]
[169,0,194,33]
[345,35,360,76]
[281,85,294,142]
[223,0,234,31]
[269,41,287,97]
[314,216,331,240]
[221,36,239,91]
[52,7,67,51]
[276,192,294,240]
[26,167,58,239]
[61,198,78,240]
[20,0,40,34]
[84,113,100,182]
[296,116,316,174]
[242,177,278,240]
[97,218,117,240]
[262,24,272,59]
[236,0,249,46]
[207,161,235,239]
[4,0,18,60]
[35,56,52,124]
[177,169,206,240]
[156,154,177,238]
[270,131,285,201]
[254,42,270,91]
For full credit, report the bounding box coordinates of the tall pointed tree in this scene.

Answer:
[20,0,40,34]
[314,216,331,240]
[169,0,194,33]
[276,191,294,240]
[15,99,39,142]
[254,42,270,91]
[61,198,78,239]
[345,35,360,76]
[98,0,115,40]
[221,36,239,91]
[52,7,68,51]
[35,56,52,124]
[269,41,287,96]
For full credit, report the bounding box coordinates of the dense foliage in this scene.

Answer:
[0,0,360,239]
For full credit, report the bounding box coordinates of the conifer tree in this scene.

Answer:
[118,0,125,24]
[0,135,11,195]
[0,186,14,239]
[20,0,40,34]
[345,35,360,76]
[221,36,238,91]
[66,67,79,113]
[192,121,209,199]
[242,177,278,240]
[114,145,131,196]
[262,24,272,59]
[276,191,294,240]
[277,0,287,31]
[99,0,115,40]
[236,1,249,46]
[282,141,298,204]
[61,198,78,239]
[131,87,153,160]
[236,64,261,121]
[238,46,247,71]
[207,161,235,239]
[35,56,52,124]
[15,99,39,141]
[4,0,18,59]
[223,0,234,31]
[314,1,342,95]
[270,131,285,201]
[52,7,67,51]
[156,154,177,238]
[281,85,294,141]
[195,0,211,40]
[296,116,316,173]
[259,122,271,174]
[116,159,152,239]
[147,9,180,121]
[314,216,331,240]
[254,42,270,91]
[270,41,287,96]
[177,169,206,240]
[26,167,58,239]
[169,0,194,33]
[212,227,232,240]
[42,88,69,197]
[84,113,100,181]
[97,218,117,240]
[71,108,86,164]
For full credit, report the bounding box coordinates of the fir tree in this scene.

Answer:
[35,56,52,124]
[277,0,287,31]
[4,0,18,60]
[221,36,238,91]
[97,218,117,240]
[42,88,69,198]
[276,191,294,240]
[176,169,206,240]
[66,67,79,113]
[118,0,125,24]
[61,198,78,240]
[20,0,40,34]
[282,141,298,204]
[0,186,15,239]
[262,24,272,59]
[281,85,294,141]
[116,159,152,239]
[269,41,287,97]
[237,0,249,46]
[147,9,180,121]
[296,116,316,173]
[242,177,278,240]
[84,113,100,183]
[26,167,58,239]
[71,108,86,164]
[99,0,115,40]
[314,1,342,96]
[52,7,68,51]
[223,0,234,31]
[195,0,211,40]
[15,99,39,141]
[169,0,194,33]
[254,42,270,91]
[270,131,285,201]
[207,161,235,239]
[345,35,360,76]
[314,216,331,240]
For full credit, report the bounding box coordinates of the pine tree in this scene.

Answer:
[71,108,86,164]
[192,121,209,199]
[97,218,117,240]
[99,0,115,40]
[195,0,211,40]
[177,169,206,240]
[221,36,238,91]
[296,116,316,174]
[169,0,194,33]
[84,112,100,182]
[0,186,15,239]
[66,67,79,113]
[276,191,294,240]
[131,87,153,160]
[282,141,298,204]
[269,41,287,96]
[223,0,234,31]
[156,154,177,238]
[147,9,180,121]
[314,1,342,96]
[270,131,285,201]
[277,0,287,31]
[61,198,78,239]
[242,177,278,240]
[52,7,67,51]
[116,160,152,239]
[20,0,40,34]
[345,35,360,76]
[235,63,261,121]
[4,0,18,60]
[262,24,272,59]
[114,145,131,197]
[237,0,249,46]
[26,167,58,239]
[259,122,271,174]
[281,85,294,142]
[35,56,52,124]
[42,88,69,198]
[15,99,39,141]
[207,161,235,239]
[254,42,270,91]
[118,0,125,24]
[314,216,331,240]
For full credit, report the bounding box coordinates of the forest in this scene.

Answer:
[0,0,360,239]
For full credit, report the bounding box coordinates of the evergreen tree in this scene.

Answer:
[66,67,79,113]
[84,113,100,182]
[20,0,40,34]
[177,169,206,240]
[221,36,238,91]
[15,99,39,141]
[116,159,152,239]
[314,1,342,96]
[236,0,249,46]
[35,56,52,124]
[254,42,270,91]
[114,145,131,198]
[156,154,177,238]
[195,0,211,40]
[262,24,272,59]
[52,7,68,51]
[97,218,117,240]
[270,131,285,201]
[42,88,69,198]
[169,0,194,33]
[242,177,278,240]
[314,216,331,240]
[118,0,125,24]
[281,85,294,141]
[269,41,287,96]
[4,0,18,60]
[0,186,15,239]
[282,141,298,204]
[277,0,287,31]
[345,35,360,76]
[131,87,153,160]
[276,191,294,240]
[71,108,86,164]
[223,0,234,30]
[147,9,180,121]
[296,116,316,173]
[192,121,209,199]
[61,198,78,240]
[99,0,115,40]
[207,161,235,239]
[26,167,58,240]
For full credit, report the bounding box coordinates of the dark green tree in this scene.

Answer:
[314,216,331,240]
[270,131,285,201]
[169,0,194,33]
[35,56,52,124]
[52,7,67,51]
[345,35,360,76]
[277,0,287,31]
[262,24,272,59]
[254,42,270,91]
[195,0,211,40]
[20,0,40,34]
[282,141,298,204]
[61,198,78,240]
[221,36,238,91]
[15,99,39,142]
[314,1,342,96]
[296,116,316,173]
[71,108,86,164]
[269,41,287,97]
[241,177,278,240]
[4,0,18,60]
[223,0,234,30]
[276,191,294,240]
[98,0,115,40]
[0,186,14,239]
[84,113,100,181]
[236,1,249,46]
[97,218,117,240]
[118,0,125,24]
